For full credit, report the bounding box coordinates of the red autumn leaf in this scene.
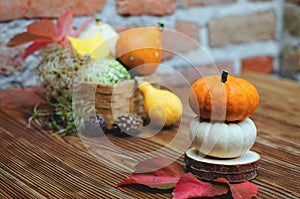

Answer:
[57,10,73,39]
[7,11,73,57]
[117,173,182,189]
[117,157,185,189]
[23,41,52,59]
[215,178,258,199]
[230,182,258,199]
[7,32,53,47]
[27,20,58,41]
[6,10,93,58]
[172,173,229,199]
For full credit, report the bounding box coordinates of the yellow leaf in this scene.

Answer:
[68,34,109,60]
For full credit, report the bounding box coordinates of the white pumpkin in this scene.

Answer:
[189,117,257,158]
[79,19,119,57]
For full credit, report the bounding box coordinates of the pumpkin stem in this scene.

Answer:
[157,22,164,32]
[95,18,102,23]
[221,70,229,83]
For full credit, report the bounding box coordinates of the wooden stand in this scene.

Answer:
[185,148,260,183]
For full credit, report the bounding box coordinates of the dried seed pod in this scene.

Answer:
[113,114,143,136]
[83,114,107,137]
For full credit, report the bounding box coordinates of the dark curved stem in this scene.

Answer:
[157,22,164,32]
[221,70,229,83]
[95,18,102,23]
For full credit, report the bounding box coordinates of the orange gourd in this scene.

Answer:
[116,24,163,75]
[189,71,259,122]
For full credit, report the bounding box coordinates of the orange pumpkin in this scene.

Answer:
[116,25,163,75]
[189,71,259,122]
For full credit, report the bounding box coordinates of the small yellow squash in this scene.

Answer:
[138,81,182,127]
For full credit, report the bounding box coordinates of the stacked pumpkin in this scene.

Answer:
[188,70,259,158]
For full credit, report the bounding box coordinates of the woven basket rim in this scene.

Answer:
[82,79,135,87]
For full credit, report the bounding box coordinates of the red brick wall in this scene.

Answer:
[281,1,300,76]
[116,0,176,16]
[0,0,106,21]
[209,12,276,47]
[1,0,296,88]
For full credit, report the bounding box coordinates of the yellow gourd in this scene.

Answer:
[138,81,182,126]
[79,19,119,57]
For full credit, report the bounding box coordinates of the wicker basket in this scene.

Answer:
[93,73,161,129]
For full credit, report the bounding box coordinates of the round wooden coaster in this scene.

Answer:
[185,148,260,183]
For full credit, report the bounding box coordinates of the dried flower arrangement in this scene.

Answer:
[7,11,133,136]
[7,10,166,136]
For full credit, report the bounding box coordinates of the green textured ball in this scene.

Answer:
[84,57,130,84]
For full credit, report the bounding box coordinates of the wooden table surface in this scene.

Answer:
[0,73,299,198]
